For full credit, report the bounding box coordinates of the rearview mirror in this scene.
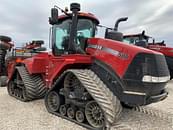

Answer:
[49,8,59,25]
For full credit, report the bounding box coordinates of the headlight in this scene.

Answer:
[142,75,170,83]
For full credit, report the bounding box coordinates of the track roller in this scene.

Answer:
[59,105,67,116]
[67,107,76,119]
[76,110,85,123]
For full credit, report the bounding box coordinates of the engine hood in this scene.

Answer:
[86,38,165,77]
[87,38,163,57]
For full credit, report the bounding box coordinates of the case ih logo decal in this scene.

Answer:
[88,44,128,59]
[118,52,128,59]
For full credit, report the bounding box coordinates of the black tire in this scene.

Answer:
[0,76,7,87]
[0,35,12,42]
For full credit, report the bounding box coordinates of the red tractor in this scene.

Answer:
[7,3,170,129]
[1,40,45,86]
[8,40,46,61]
[0,36,13,86]
[22,40,45,50]
[123,31,173,80]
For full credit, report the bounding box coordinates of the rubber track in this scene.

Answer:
[68,69,122,127]
[15,66,46,101]
[112,123,132,130]
[133,106,173,123]
[46,69,172,130]
[111,106,173,130]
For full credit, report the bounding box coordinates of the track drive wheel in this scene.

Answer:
[85,101,104,128]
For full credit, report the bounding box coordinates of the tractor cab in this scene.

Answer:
[123,31,151,48]
[49,3,99,56]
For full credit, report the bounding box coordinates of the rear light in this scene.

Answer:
[142,75,170,83]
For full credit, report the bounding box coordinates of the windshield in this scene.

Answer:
[54,18,95,54]
[123,36,148,44]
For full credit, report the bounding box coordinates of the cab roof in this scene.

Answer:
[58,12,100,24]
[123,33,151,39]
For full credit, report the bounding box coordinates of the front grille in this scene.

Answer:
[123,53,169,80]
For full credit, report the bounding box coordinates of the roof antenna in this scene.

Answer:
[54,5,69,15]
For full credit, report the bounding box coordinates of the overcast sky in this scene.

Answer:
[0,0,173,47]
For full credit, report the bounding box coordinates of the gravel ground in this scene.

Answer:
[0,80,173,130]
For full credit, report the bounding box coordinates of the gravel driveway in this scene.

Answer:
[0,80,173,130]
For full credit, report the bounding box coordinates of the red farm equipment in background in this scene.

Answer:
[123,31,173,80]
[0,36,13,86]
[7,3,170,130]
[6,40,46,87]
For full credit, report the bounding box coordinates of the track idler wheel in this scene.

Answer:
[76,110,85,123]
[47,91,61,112]
[85,101,104,128]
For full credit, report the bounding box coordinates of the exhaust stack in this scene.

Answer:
[114,17,128,31]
